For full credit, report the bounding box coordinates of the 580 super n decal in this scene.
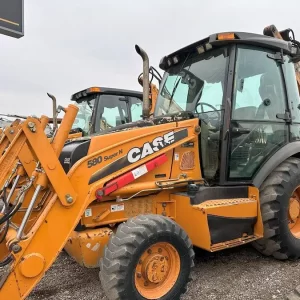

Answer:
[88,129,188,184]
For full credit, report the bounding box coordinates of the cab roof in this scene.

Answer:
[159,31,295,70]
[71,86,143,101]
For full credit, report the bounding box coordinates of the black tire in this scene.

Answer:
[253,157,300,260]
[99,214,194,300]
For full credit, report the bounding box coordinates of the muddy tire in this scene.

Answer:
[253,157,300,260]
[99,214,194,300]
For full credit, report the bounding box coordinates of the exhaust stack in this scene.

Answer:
[47,93,58,131]
[135,45,150,119]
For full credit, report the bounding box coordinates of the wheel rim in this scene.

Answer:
[288,186,300,238]
[135,242,180,299]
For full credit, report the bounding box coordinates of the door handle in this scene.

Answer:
[232,127,251,134]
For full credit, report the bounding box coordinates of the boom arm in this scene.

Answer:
[0,104,79,299]
[0,101,198,299]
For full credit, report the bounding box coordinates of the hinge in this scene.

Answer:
[224,129,229,140]
[276,111,292,123]
[267,50,285,64]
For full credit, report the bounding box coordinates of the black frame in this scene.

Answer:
[90,95,100,134]
[219,45,237,185]
[219,44,292,186]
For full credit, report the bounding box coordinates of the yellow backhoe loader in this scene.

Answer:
[1,24,300,300]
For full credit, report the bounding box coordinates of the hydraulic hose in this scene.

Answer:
[0,220,9,244]
[0,255,13,268]
[0,180,30,226]
[0,201,22,226]
[0,188,9,244]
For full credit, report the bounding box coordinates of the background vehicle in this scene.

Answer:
[69,68,160,137]
[1,25,300,300]
[0,71,160,138]
[70,86,150,136]
[0,115,16,129]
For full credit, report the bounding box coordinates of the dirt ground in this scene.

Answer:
[27,244,300,300]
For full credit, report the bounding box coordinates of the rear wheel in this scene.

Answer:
[99,214,194,300]
[253,157,300,259]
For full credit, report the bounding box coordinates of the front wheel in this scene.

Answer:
[99,214,194,300]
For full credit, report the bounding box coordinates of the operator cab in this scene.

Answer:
[70,87,144,136]
[155,31,300,185]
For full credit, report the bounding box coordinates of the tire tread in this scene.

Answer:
[253,157,300,259]
[99,214,194,300]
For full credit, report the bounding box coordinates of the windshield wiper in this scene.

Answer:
[167,51,192,111]
[168,77,181,108]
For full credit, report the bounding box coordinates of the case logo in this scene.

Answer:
[127,131,175,163]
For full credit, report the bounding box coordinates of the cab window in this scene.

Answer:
[228,46,288,180]
[98,95,128,130]
[130,97,143,122]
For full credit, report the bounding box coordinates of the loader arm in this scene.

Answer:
[0,116,81,210]
[0,116,49,189]
[0,102,199,299]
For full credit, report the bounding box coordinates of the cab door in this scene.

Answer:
[226,46,289,182]
[282,55,300,141]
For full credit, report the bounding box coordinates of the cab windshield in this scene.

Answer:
[72,95,96,135]
[155,47,229,120]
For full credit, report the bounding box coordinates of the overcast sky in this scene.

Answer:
[1,0,300,116]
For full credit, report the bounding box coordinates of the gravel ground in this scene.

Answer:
[27,245,300,300]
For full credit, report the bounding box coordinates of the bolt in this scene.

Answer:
[27,122,36,133]
[65,194,73,204]
[144,281,149,286]
[96,190,104,197]
[165,256,169,261]
[158,248,162,253]
[195,125,201,133]
[12,244,21,254]
[160,257,164,261]
[137,273,142,278]
[28,122,35,128]
[147,249,152,254]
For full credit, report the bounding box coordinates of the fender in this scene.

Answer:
[253,141,300,188]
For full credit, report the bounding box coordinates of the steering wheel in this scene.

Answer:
[196,102,221,121]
